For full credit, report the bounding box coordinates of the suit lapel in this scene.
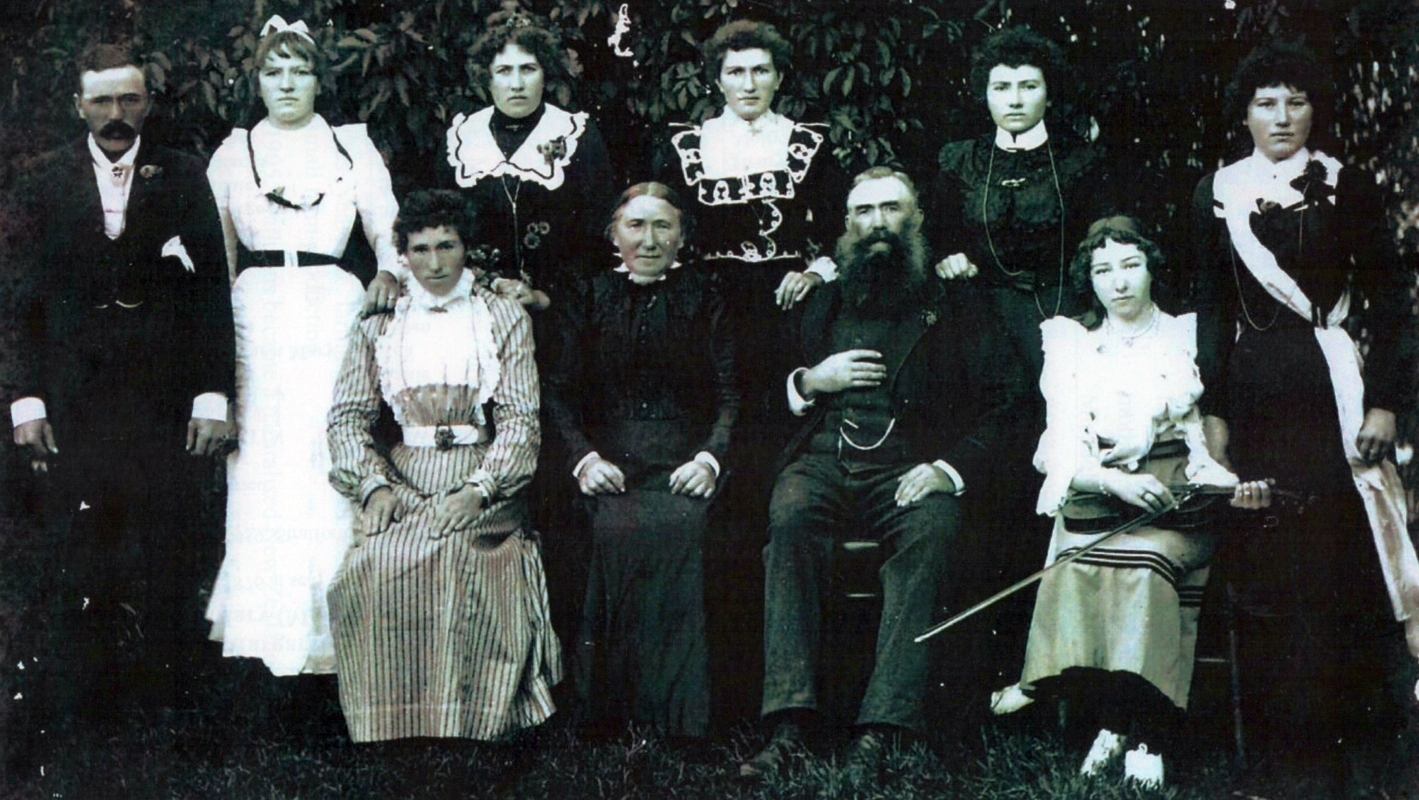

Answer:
[124,139,157,240]
[883,283,944,391]
[70,139,105,239]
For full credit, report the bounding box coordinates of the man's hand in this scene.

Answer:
[934,253,978,280]
[13,419,56,473]
[432,484,485,538]
[578,456,626,496]
[895,463,956,506]
[669,460,716,498]
[363,271,400,315]
[774,270,824,310]
[187,418,233,457]
[492,278,551,311]
[1356,408,1398,465]
[800,350,886,399]
[360,487,404,539]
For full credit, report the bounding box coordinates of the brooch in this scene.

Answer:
[537,135,567,165]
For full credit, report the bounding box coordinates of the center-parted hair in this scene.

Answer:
[968,26,1067,102]
[605,181,695,243]
[701,20,793,85]
[394,190,477,253]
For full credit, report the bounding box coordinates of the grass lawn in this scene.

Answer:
[1,479,1416,800]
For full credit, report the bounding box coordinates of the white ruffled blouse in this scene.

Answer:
[1033,311,1236,516]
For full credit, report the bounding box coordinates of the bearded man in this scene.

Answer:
[740,167,1024,785]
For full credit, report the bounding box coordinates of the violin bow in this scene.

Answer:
[913,483,1305,644]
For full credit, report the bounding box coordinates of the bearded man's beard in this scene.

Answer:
[835,223,929,318]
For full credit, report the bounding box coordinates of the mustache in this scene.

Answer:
[98,120,137,140]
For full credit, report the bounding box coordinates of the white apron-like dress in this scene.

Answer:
[1020,312,1237,709]
[205,116,399,676]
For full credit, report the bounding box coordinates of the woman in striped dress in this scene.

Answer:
[1010,220,1262,787]
[326,190,559,742]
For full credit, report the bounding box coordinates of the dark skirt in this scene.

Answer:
[575,421,713,737]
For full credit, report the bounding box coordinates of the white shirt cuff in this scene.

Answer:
[933,459,966,496]
[806,256,838,283]
[192,393,228,421]
[573,451,600,479]
[787,368,815,416]
[10,397,46,428]
[693,451,721,478]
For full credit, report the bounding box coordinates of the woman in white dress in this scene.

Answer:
[327,189,558,742]
[1011,219,1264,787]
[205,15,401,680]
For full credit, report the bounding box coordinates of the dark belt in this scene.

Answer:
[236,249,344,276]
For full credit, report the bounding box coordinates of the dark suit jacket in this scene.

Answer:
[776,279,1027,493]
[6,137,234,460]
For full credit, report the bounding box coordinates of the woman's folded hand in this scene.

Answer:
[669,460,716,498]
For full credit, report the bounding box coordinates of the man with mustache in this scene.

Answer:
[5,43,233,748]
[741,167,1024,786]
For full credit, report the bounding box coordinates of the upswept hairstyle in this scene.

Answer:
[701,20,793,84]
[467,4,570,89]
[75,43,146,93]
[968,25,1067,102]
[1070,216,1168,319]
[394,190,477,253]
[1223,39,1332,128]
[604,182,694,244]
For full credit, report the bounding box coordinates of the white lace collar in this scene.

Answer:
[994,121,1048,152]
[407,269,475,311]
[445,103,588,191]
[613,260,683,284]
[698,108,794,179]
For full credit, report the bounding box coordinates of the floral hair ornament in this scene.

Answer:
[260,15,315,44]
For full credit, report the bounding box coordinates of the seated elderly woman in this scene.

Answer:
[325,189,559,743]
[543,182,738,738]
[1002,219,1266,787]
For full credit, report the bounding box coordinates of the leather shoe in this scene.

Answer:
[840,728,889,789]
[739,720,804,780]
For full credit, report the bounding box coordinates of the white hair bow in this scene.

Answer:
[260,15,315,43]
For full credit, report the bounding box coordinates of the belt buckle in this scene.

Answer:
[433,424,455,451]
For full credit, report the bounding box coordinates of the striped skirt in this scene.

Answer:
[328,483,561,742]
[1019,515,1215,710]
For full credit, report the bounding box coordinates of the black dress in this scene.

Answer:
[444,102,616,321]
[543,265,738,737]
[1190,150,1413,756]
[928,127,1113,685]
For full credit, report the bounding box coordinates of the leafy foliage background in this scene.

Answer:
[0,0,1414,248]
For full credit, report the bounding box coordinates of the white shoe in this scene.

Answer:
[989,684,1034,715]
[1123,743,1164,789]
[1080,728,1125,776]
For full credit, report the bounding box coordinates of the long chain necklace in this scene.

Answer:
[981,137,1067,320]
[501,175,523,272]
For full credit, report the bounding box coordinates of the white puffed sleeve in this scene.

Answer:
[205,129,247,283]
[339,124,402,278]
[1168,312,1239,488]
[1033,316,1094,516]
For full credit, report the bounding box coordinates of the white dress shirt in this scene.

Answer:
[11,136,228,428]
